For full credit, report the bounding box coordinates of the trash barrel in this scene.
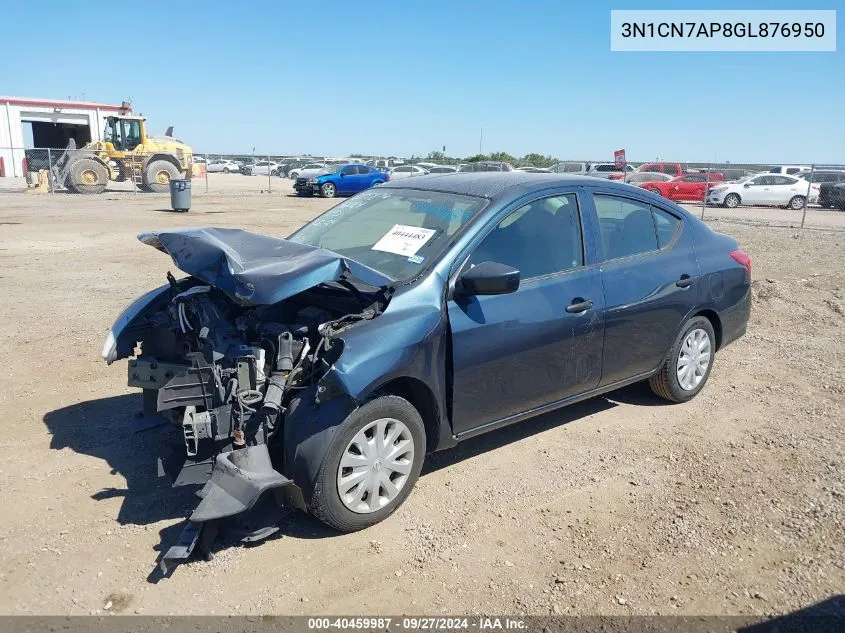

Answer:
[170,179,191,212]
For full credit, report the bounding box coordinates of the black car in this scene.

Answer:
[818,181,845,210]
[102,173,751,566]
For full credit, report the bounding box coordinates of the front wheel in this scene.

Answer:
[223,167,230,173]
[723,193,741,208]
[649,316,715,403]
[321,182,337,198]
[648,187,662,196]
[309,396,426,531]
[788,195,806,210]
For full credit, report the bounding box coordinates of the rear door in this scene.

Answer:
[449,191,605,434]
[587,192,699,385]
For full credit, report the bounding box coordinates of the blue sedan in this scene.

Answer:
[103,172,751,561]
[294,163,388,198]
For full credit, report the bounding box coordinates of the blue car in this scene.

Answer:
[294,163,388,198]
[102,172,750,563]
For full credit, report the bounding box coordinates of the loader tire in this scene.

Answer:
[67,158,108,194]
[143,160,180,193]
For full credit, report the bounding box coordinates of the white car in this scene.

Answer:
[708,174,819,209]
[206,159,240,174]
[245,161,282,176]
[389,165,428,179]
[768,165,810,176]
[289,163,328,180]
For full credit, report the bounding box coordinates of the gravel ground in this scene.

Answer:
[0,185,842,616]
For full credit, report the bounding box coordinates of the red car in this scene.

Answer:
[639,173,724,202]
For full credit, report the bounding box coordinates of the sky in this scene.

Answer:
[1,0,842,163]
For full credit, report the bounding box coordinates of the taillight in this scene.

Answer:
[730,249,751,279]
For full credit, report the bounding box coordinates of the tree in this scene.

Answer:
[427,150,446,162]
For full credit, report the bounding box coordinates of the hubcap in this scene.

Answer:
[155,170,170,185]
[324,184,335,196]
[726,195,738,208]
[81,169,98,185]
[677,328,711,391]
[337,418,414,514]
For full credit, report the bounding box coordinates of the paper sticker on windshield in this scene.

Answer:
[372,225,437,257]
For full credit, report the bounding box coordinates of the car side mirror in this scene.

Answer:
[457,261,520,297]
[743,183,751,188]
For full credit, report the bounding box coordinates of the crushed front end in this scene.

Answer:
[101,228,390,572]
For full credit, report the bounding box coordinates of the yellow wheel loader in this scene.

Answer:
[50,115,193,194]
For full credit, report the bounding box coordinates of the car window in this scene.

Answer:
[749,176,767,185]
[775,176,797,185]
[468,195,583,279]
[684,175,706,182]
[786,168,801,175]
[593,195,659,261]
[595,164,615,172]
[341,166,355,175]
[652,208,681,248]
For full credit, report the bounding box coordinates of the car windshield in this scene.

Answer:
[288,188,488,282]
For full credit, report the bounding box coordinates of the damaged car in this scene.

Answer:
[102,172,751,569]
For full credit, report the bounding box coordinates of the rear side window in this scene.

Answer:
[593,196,658,260]
[652,208,681,248]
[776,176,797,185]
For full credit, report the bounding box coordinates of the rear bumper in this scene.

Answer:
[719,285,751,349]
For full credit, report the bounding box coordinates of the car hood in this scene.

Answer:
[304,168,335,178]
[138,227,391,306]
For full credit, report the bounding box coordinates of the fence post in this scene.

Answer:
[46,148,54,194]
[700,162,712,220]
[204,153,209,194]
[267,155,272,193]
[800,164,815,229]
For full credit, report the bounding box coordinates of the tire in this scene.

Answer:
[223,167,230,174]
[648,187,662,196]
[67,158,108,194]
[289,171,299,180]
[649,316,716,403]
[143,159,180,193]
[723,193,740,208]
[788,195,806,210]
[309,395,426,532]
[372,180,384,187]
[321,182,337,198]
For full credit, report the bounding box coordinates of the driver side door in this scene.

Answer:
[336,165,357,194]
[448,192,605,436]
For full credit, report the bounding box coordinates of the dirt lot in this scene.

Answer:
[0,185,842,617]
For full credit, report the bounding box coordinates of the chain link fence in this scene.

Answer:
[1,148,843,229]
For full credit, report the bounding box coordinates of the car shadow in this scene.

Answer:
[43,393,200,527]
[737,594,845,632]
[423,395,617,475]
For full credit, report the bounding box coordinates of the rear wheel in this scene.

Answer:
[788,195,806,210]
[143,160,180,193]
[223,167,230,173]
[723,193,740,208]
[649,316,715,403]
[67,158,108,194]
[309,396,425,531]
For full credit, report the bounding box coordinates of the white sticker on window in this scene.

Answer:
[371,225,437,257]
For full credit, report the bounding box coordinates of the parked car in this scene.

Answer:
[390,165,429,179]
[587,163,635,179]
[639,173,725,202]
[279,159,317,178]
[288,163,326,180]
[793,170,845,185]
[243,161,282,176]
[818,182,845,210]
[635,162,685,177]
[458,161,514,172]
[427,166,458,174]
[414,162,439,170]
[206,159,241,174]
[295,163,388,198]
[101,172,751,563]
[368,158,405,171]
[769,165,810,175]
[625,172,674,186]
[708,174,819,209]
[550,161,592,175]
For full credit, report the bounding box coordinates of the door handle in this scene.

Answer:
[566,298,593,313]
[676,275,694,288]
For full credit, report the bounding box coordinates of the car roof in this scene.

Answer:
[378,171,631,199]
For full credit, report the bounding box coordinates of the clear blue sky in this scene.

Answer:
[2,0,842,162]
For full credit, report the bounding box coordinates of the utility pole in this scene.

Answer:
[479,128,483,155]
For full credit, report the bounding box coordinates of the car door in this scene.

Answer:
[771,175,801,204]
[741,175,769,204]
[448,192,605,435]
[589,192,699,385]
[675,175,705,201]
[350,165,371,192]
[335,165,357,193]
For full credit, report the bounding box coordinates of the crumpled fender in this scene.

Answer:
[191,444,292,522]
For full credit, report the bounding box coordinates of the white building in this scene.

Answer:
[0,96,132,178]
